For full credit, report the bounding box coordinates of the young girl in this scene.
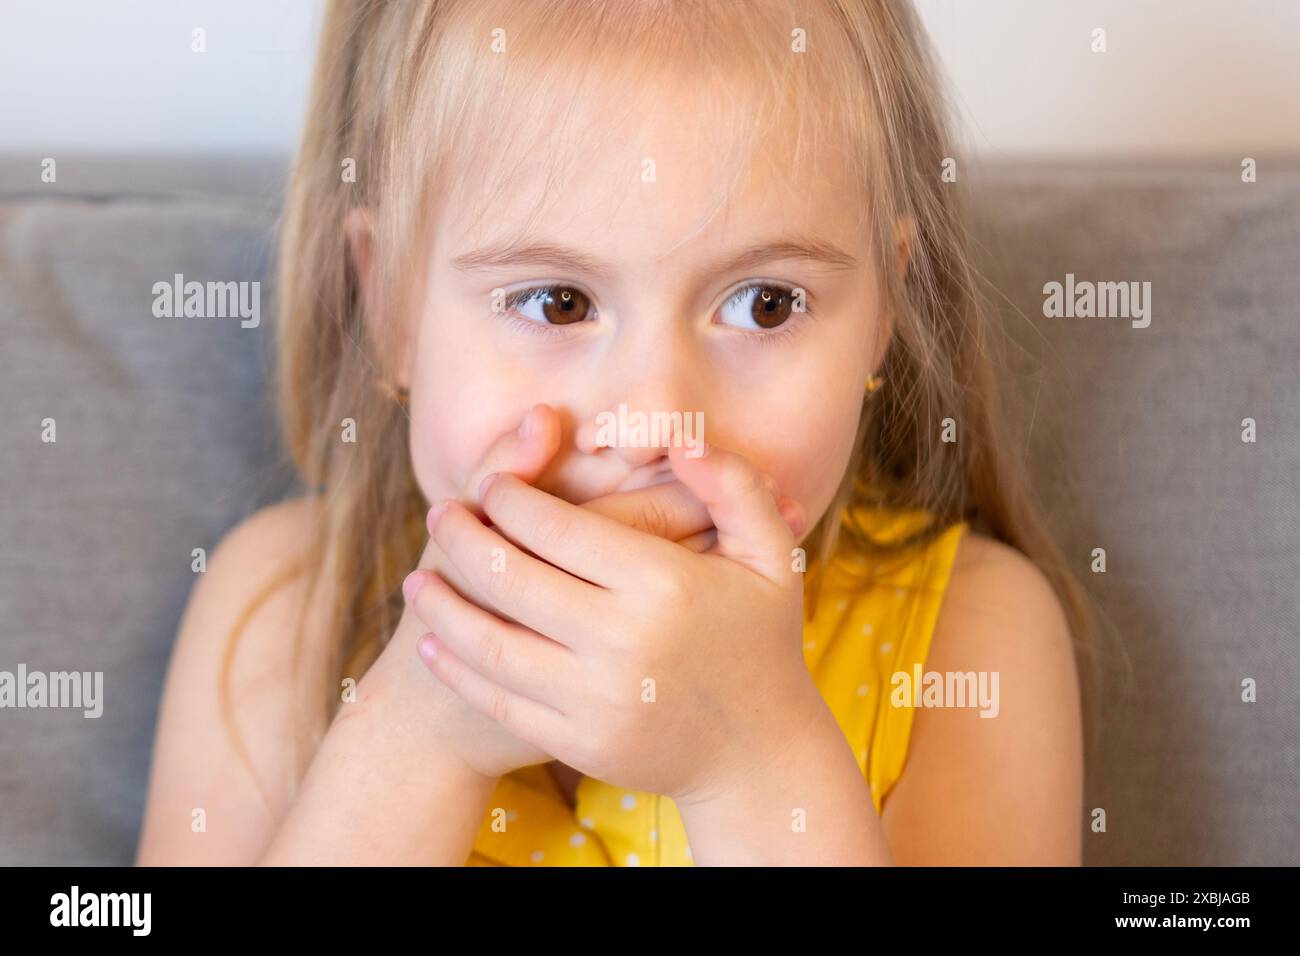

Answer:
[137,0,1095,866]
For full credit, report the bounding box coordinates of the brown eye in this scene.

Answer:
[509,285,594,325]
[753,286,793,328]
[718,283,796,331]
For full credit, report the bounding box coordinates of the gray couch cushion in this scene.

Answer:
[0,158,294,865]
[966,162,1300,865]
[0,156,1295,865]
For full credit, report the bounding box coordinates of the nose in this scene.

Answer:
[573,324,705,469]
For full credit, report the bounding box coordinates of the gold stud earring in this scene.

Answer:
[379,378,410,406]
[865,374,884,395]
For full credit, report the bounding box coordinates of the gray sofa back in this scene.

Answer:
[1,156,1296,865]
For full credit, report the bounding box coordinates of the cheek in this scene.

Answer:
[405,330,533,504]
[732,365,864,533]
[407,389,481,504]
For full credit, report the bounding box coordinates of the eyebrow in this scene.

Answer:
[450,234,861,280]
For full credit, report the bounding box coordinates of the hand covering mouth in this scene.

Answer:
[613,460,676,493]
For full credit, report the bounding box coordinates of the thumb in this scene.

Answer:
[411,403,561,622]
[457,402,561,521]
[665,442,803,581]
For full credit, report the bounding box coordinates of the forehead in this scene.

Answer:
[450,94,862,259]
[429,3,869,265]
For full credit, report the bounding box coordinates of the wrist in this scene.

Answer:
[673,695,889,865]
[339,673,501,792]
[260,684,498,865]
[674,677,830,810]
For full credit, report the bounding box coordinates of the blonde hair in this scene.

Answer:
[222,0,1106,800]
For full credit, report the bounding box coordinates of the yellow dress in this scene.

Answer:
[465,504,969,866]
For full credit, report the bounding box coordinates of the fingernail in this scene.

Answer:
[478,472,498,502]
[417,634,439,663]
[402,571,424,603]
[519,406,534,439]
[428,499,450,531]
[780,498,807,536]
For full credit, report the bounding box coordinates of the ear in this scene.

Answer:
[872,215,916,367]
[345,206,378,311]
[894,214,917,284]
[345,206,409,390]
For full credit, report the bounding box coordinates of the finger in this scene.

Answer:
[416,632,568,748]
[580,479,713,544]
[429,498,607,645]
[476,472,681,590]
[458,403,563,521]
[777,495,808,540]
[689,502,803,556]
[681,492,804,551]
[665,443,801,581]
[584,479,800,554]
[410,402,559,591]
[404,569,574,705]
[677,527,718,554]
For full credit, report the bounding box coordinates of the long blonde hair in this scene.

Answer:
[222,0,1106,801]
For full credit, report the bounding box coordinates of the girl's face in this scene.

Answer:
[404,76,889,538]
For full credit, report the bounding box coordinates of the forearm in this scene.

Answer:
[677,704,894,866]
[257,697,498,866]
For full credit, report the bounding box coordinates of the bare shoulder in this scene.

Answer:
[879,530,1084,864]
[212,494,323,560]
[189,496,328,696]
[942,531,1074,651]
[136,496,328,864]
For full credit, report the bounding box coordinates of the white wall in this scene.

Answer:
[0,0,322,156]
[919,0,1300,160]
[1,0,1296,159]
